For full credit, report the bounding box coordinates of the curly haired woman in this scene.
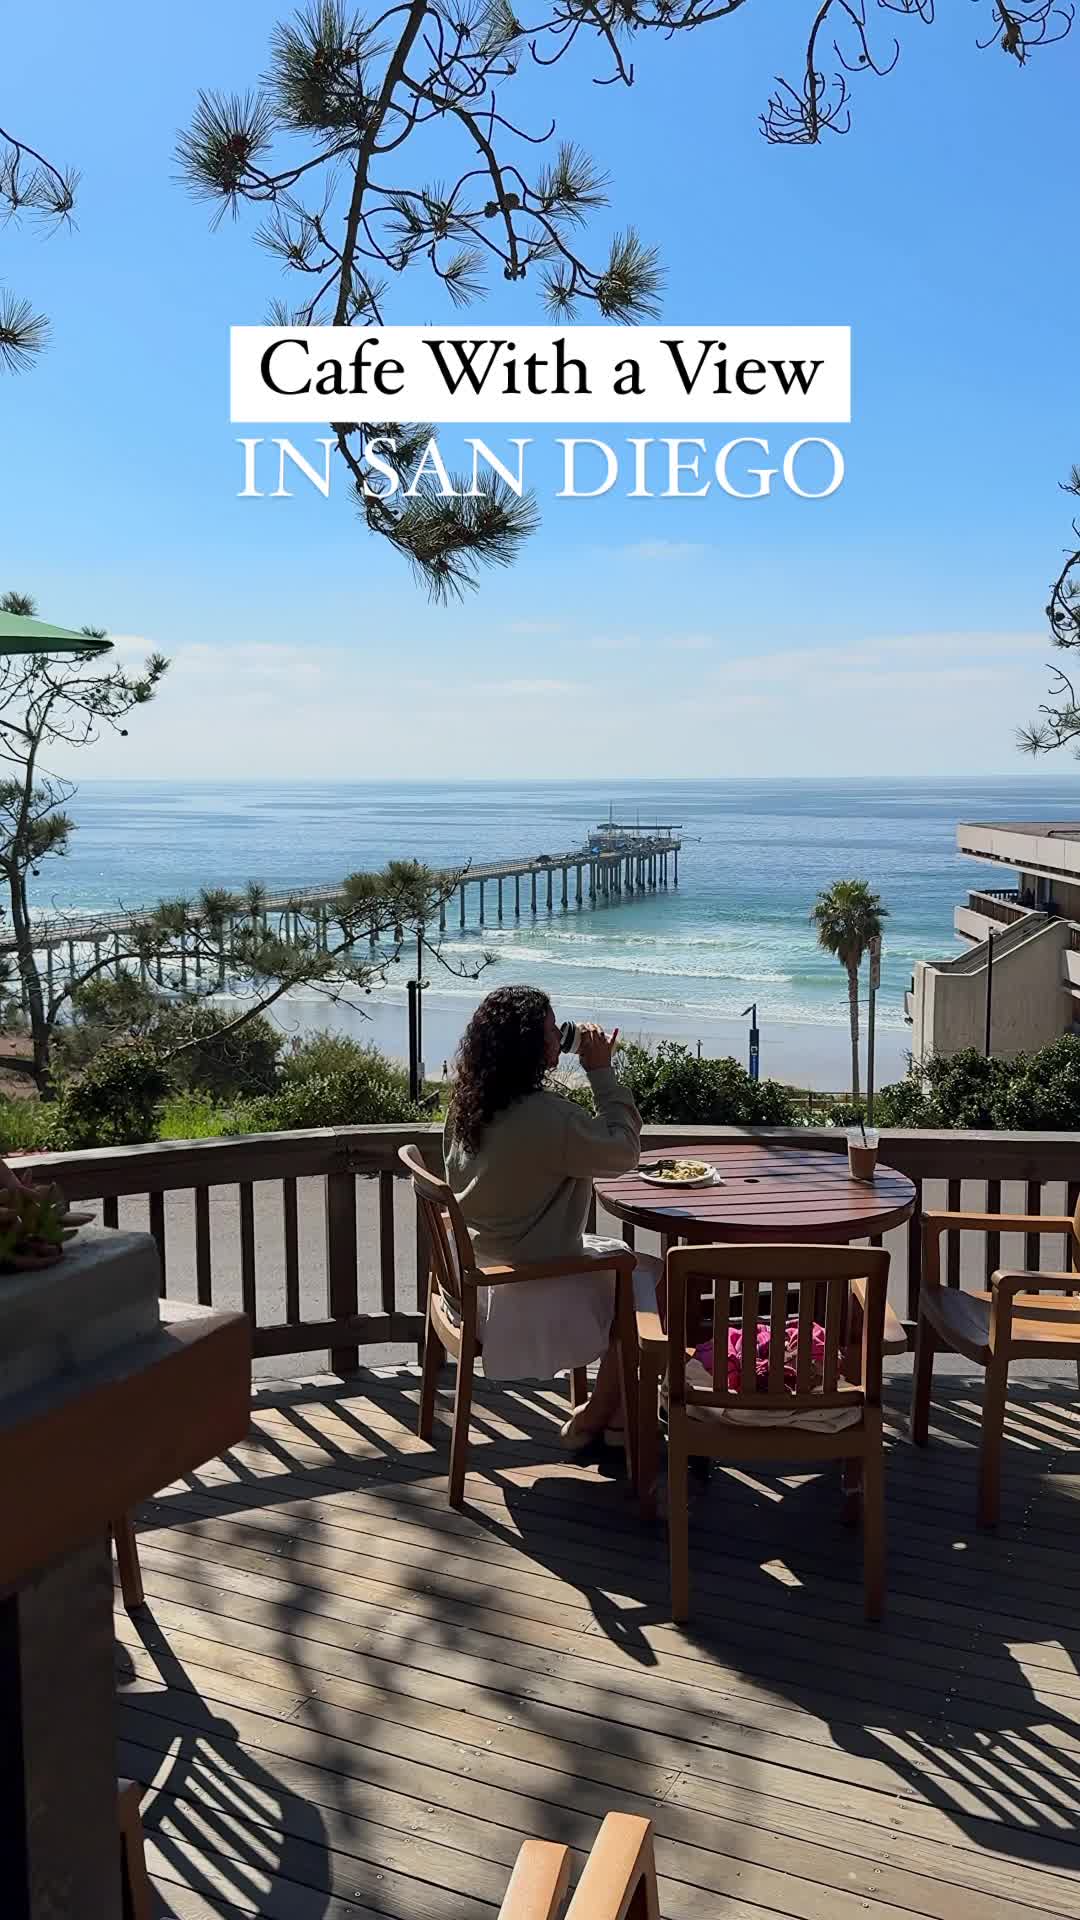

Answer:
[444,984,660,1449]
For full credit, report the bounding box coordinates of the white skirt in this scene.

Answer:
[478,1234,631,1384]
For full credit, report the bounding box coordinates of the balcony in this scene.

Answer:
[955,887,1036,944]
[21,1123,1080,1916]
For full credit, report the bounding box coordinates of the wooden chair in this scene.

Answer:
[497,1815,659,1920]
[399,1145,639,1507]
[654,1243,890,1622]
[118,1778,153,1919]
[110,1514,144,1612]
[913,1199,1080,1527]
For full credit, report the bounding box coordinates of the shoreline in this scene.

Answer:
[272,987,911,1093]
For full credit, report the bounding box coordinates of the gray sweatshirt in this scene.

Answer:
[445,1068,642,1268]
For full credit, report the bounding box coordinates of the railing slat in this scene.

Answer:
[282,1177,300,1323]
[984,1178,1001,1285]
[253,1311,423,1359]
[194,1185,212,1306]
[148,1191,166,1294]
[906,1192,922,1324]
[946,1180,961,1288]
[325,1168,359,1374]
[379,1170,396,1314]
[239,1182,256,1321]
[1025,1180,1041,1272]
[18,1122,1080,1370]
[1068,1182,1079,1283]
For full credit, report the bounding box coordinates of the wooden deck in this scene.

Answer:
[115,1369,1080,1920]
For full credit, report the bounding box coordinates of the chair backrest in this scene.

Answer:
[666,1243,890,1416]
[398,1143,475,1309]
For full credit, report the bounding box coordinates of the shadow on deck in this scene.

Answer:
[115,1369,1080,1920]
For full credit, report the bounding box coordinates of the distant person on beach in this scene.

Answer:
[444,984,660,1450]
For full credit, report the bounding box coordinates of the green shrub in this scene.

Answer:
[995,1035,1080,1130]
[0,1097,63,1154]
[157,1092,234,1141]
[818,1099,866,1129]
[56,975,162,1072]
[614,1040,797,1127]
[545,1070,595,1112]
[280,1029,379,1084]
[875,1035,1080,1131]
[157,1004,282,1099]
[226,1046,420,1134]
[57,1044,172,1148]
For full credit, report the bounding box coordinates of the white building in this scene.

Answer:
[907,822,1080,1062]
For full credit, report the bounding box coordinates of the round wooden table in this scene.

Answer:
[597,1143,915,1520]
[595,1141,916,1246]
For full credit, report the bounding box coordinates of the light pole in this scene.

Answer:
[407,922,427,1103]
[741,1003,760,1082]
[984,929,995,1058]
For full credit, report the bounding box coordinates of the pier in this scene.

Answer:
[438,827,681,930]
[17,824,683,1002]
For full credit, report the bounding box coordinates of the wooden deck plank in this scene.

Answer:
[119,1682,1080,1920]
[115,1376,1080,1920]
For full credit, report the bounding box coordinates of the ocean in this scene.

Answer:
[28,776,1079,1090]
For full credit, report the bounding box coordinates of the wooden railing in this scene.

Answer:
[21,1125,1080,1366]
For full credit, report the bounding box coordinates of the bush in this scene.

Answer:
[56,975,162,1072]
[614,1040,798,1127]
[157,1004,282,1099]
[157,1092,234,1141]
[226,1045,420,1133]
[0,1097,63,1153]
[57,1044,172,1147]
[817,1099,866,1129]
[280,1029,378,1085]
[995,1035,1080,1130]
[546,1070,595,1112]
[875,1035,1080,1131]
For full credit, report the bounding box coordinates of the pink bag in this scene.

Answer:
[695,1316,828,1393]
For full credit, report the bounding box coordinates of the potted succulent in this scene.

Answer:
[0,1180,87,1272]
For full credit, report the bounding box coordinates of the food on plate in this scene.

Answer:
[644,1158,711,1184]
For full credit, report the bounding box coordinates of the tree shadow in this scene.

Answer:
[116,1580,335,1914]
[127,1366,1080,1909]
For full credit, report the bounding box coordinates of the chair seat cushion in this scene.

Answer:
[676,1357,862,1432]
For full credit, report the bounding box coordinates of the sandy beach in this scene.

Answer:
[278,985,912,1094]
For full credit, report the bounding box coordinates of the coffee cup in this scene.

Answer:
[847,1127,879,1181]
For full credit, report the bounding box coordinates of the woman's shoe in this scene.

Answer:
[558,1413,604,1451]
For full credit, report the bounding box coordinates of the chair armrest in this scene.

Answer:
[924,1211,1072,1238]
[850,1275,908,1355]
[497,1840,571,1920]
[635,1309,666,1353]
[476,1249,637,1287]
[991,1270,1078,1297]
[565,1815,658,1920]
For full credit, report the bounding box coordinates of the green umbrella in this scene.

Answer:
[0,610,113,658]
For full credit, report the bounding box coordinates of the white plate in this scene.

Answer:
[638,1166,722,1190]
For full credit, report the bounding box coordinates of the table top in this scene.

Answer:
[595,1142,916,1244]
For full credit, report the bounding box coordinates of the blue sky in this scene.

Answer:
[3,1,1078,778]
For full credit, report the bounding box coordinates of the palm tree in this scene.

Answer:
[810,880,888,1102]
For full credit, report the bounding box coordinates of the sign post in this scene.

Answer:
[866,936,881,1124]
[742,1002,760,1082]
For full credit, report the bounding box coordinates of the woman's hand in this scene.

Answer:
[577,1023,616,1071]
